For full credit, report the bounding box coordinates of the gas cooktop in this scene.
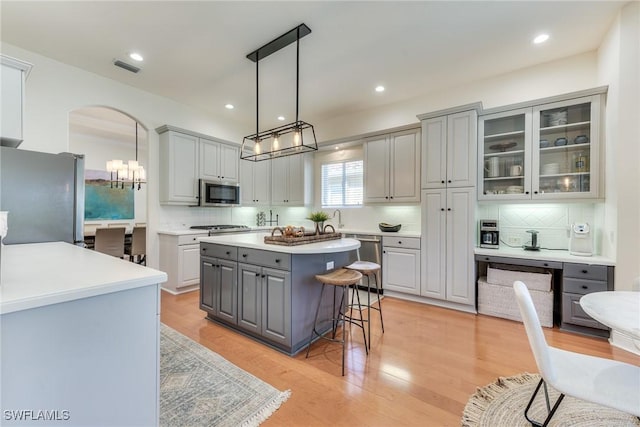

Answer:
[190,224,250,234]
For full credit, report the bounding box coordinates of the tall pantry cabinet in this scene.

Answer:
[418,105,479,312]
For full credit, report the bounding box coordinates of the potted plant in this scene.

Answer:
[307,211,330,235]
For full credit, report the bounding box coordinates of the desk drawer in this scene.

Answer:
[179,234,207,245]
[562,293,608,330]
[200,243,237,261]
[563,278,608,295]
[563,263,608,281]
[238,248,291,270]
[383,236,420,249]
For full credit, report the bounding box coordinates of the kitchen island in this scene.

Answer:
[0,242,167,426]
[198,233,360,355]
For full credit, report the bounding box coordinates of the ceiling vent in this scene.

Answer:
[113,59,140,74]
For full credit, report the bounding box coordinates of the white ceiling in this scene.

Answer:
[0,1,626,132]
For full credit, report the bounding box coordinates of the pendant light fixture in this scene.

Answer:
[106,121,146,190]
[241,24,318,162]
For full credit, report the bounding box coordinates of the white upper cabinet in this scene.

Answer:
[157,126,240,205]
[478,93,603,200]
[1,55,32,147]
[271,153,312,206]
[364,128,420,203]
[422,110,477,189]
[240,158,271,206]
[200,138,239,183]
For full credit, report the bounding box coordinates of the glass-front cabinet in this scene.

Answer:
[478,94,602,200]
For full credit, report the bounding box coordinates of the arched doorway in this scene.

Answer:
[68,106,148,232]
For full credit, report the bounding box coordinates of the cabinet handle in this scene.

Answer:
[261,274,266,278]
[242,254,247,258]
[440,208,445,211]
[582,270,588,274]
[390,196,394,199]
[275,259,281,263]
[484,257,490,261]
[448,180,451,183]
[385,196,389,199]
[543,263,549,267]
[441,180,445,184]
[447,208,451,211]
[202,248,207,251]
[255,273,260,277]
[398,241,402,245]
[534,191,539,194]
[525,191,530,195]
[582,285,588,289]
[226,251,231,255]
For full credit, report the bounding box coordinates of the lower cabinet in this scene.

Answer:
[201,257,238,324]
[382,237,421,295]
[159,232,209,293]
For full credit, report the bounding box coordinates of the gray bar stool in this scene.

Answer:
[306,268,366,376]
[346,261,384,350]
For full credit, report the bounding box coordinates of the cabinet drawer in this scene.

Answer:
[563,278,608,295]
[563,263,608,281]
[238,248,291,270]
[200,243,237,261]
[179,233,207,245]
[382,236,420,249]
[562,293,608,330]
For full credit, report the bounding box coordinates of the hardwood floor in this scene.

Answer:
[161,290,639,426]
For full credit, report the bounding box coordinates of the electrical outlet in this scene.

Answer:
[508,235,522,245]
[326,261,334,270]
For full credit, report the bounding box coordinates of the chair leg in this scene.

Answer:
[352,283,368,355]
[372,271,384,333]
[524,378,565,427]
[341,284,346,376]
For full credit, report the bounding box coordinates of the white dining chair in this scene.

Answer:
[513,281,640,426]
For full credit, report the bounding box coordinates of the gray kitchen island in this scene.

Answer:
[198,233,360,355]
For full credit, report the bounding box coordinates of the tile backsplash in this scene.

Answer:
[478,203,601,252]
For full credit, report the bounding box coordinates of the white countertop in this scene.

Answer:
[200,233,361,254]
[474,246,615,266]
[157,226,420,238]
[0,242,168,314]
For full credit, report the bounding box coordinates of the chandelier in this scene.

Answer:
[106,121,146,190]
[241,24,318,162]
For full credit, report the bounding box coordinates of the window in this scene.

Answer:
[321,160,363,207]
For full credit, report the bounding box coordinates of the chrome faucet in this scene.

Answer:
[333,209,344,229]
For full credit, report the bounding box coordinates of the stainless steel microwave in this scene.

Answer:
[199,179,240,207]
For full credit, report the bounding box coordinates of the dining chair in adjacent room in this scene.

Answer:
[125,226,146,264]
[513,281,640,426]
[94,227,126,259]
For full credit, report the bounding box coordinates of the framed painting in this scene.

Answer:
[84,169,134,220]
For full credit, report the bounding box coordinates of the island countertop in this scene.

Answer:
[199,233,361,254]
[0,242,168,314]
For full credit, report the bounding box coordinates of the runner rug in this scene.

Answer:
[160,324,291,426]
[462,372,639,427]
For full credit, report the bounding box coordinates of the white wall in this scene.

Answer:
[597,1,640,291]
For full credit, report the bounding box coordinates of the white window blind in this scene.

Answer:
[321,160,363,207]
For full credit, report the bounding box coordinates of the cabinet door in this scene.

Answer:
[421,189,446,299]
[363,136,390,202]
[446,187,475,305]
[447,110,477,188]
[200,258,216,311]
[0,62,24,143]
[239,160,255,205]
[271,156,289,205]
[237,263,262,334]
[383,247,420,295]
[253,160,271,206]
[178,244,201,287]
[390,130,420,202]
[286,155,305,205]
[532,95,600,200]
[261,268,291,346]
[161,132,199,204]
[200,138,220,181]
[220,144,239,182]
[217,259,238,324]
[422,116,447,189]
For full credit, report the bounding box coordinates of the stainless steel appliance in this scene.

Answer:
[198,179,240,207]
[0,147,84,245]
[190,224,250,236]
[344,233,382,294]
[479,219,499,248]
[569,223,593,256]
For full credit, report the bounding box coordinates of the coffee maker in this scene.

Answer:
[479,219,499,248]
[569,223,593,256]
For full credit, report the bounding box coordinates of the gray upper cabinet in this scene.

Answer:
[0,55,32,147]
[157,125,240,205]
[364,128,421,203]
[421,109,477,189]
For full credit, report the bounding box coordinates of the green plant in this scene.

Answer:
[307,211,330,222]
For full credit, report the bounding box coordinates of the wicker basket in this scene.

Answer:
[478,277,553,327]
[486,266,552,292]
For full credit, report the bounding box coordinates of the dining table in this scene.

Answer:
[580,291,640,340]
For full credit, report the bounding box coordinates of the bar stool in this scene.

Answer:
[346,261,384,350]
[306,268,366,376]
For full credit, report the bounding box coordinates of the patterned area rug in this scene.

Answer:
[462,373,639,427]
[160,324,291,426]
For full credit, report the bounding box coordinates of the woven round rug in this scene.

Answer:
[462,373,640,427]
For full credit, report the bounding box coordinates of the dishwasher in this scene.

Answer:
[343,233,383,295]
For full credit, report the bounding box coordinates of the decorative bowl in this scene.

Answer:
[379,223,401,232]
[554,137,568,146]
[574,135,589,144]
[539,139,549,148]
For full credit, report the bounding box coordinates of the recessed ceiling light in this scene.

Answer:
[375,85,385,93]
[129,52,144,62]
[533,34,550,44]
[225,104,234,110]
[335,146,340,150]
[277,116,285,121]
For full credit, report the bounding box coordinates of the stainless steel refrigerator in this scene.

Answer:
[0,146,85,245]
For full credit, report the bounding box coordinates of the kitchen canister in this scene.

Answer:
[485,157,500,178]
